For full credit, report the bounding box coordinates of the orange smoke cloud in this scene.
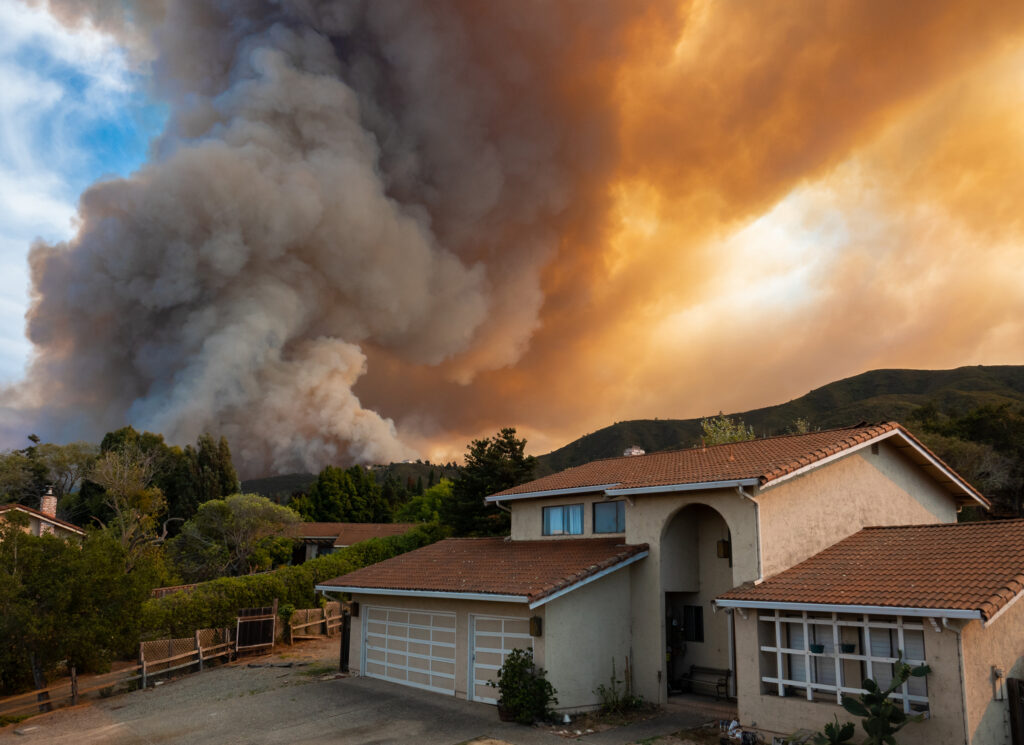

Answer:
[7,0,1024,471]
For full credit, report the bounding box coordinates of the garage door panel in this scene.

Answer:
[470,615,534,705]
[432,630,456,645]
[362,606,457,697]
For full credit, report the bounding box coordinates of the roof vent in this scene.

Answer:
[623,445,645,457]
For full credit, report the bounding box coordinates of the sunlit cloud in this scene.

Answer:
[0,0,163,383]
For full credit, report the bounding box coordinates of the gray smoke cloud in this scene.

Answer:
[5,0,646,475]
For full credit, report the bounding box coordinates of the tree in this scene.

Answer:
[67,428,239,531]
[35,441,98,501]
[443,428,535,536]
[182,434,239,517]
[0,517,152,695]
[87,443,167,570]
[166,494,299,581]
[394,479,452,523]
[292,465,388,523]
[699,412,756,445]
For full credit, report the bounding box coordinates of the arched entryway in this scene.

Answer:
[661,503,736,695]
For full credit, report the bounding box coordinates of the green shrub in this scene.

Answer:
[594,658,643,715]
[488,648,557,724]
[140,523,447,638]
[796,652,931,745]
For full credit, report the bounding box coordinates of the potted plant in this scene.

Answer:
[840,643,856,654]
[488,648,558,724]
[809,643,825,654]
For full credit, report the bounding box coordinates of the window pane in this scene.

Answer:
[566,504,583,534]
[542,507,563,535]
[595,501,625,533]
[788,624,807,683]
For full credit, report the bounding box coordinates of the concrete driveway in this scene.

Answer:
[0,670,567,745]
[0,638,733,745]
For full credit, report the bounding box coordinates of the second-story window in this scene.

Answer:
[593,501,625,533]
[542,504,583,535]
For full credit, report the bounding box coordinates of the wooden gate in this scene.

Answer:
[236,599,277,654]
[1009,677,1024,745]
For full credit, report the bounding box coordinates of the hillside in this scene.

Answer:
[533,365,1024,475]
[242,461,458,502]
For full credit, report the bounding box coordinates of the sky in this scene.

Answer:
[1,1,1023,475]
[0,0,164,381]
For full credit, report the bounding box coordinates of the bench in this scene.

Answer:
[679,665,731,699]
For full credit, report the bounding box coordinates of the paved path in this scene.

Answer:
[0,638,735,745]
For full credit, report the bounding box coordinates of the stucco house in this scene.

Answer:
[716,519,1024,745]
[316,422,992,718]
[289,521,418,563]
[0,488,86,540]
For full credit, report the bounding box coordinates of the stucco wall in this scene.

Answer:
[733,612,968,745]
[758,442,957,577]
[545,566,633,711]
[510,493,625,540]
[961,598,1024,744]
[626,490,758,704]
[347,594,541,702]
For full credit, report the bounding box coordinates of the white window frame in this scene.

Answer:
[758,611,929,713]
[542,503,584,535]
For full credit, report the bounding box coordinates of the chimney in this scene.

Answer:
[40,486,57,518]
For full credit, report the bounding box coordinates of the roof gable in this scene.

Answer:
[0,503,87,536]
[717,519,1024,621]
[488,422,987,508]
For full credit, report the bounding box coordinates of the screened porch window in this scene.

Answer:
[759,611,929,713]
[542,504,583,535]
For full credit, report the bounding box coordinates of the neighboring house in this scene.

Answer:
[0,488,86,540]
[716,520,1024,745]
[316,422,989,717]
[290,522,418,563]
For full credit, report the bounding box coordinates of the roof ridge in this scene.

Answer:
[562,422,897,467]
[862,519,1024,531]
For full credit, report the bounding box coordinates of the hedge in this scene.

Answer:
[140,523,448,639]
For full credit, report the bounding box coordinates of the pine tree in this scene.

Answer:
[442,428,535,536]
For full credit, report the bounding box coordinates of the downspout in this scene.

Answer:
[944,618,971,745]
[493,499,512,514]
[736,486,763,583]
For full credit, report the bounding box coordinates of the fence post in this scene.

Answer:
[340,611,351,673]
[195,630,204,672]
[70,665,78,705]
[139,646,147,689]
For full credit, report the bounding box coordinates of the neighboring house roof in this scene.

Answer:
[0,503,86,536]
[488,422,988,508]
[316,537,649,609]
[288,522,418,547]
[716,520,1024,623]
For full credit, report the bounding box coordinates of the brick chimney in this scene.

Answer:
[40,486,57,518]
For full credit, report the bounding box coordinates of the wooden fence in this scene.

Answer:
[138,627,233,685]
[289,601,343,640]
[0,664,142,721]
[0,601,340,725]
[149,582,199,599]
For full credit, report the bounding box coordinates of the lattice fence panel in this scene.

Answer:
[140,637,195,673]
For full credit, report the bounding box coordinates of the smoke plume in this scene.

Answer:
[7,0,1024,472]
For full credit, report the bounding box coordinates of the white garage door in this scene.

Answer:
[469,615,533,704]
[362,606,456,696]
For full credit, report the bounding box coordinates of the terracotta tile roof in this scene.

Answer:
[288,522,418,547]
[717,520,1024,621]
[492,422,987,507]
[0,503,86,536]
[318,537,648,604]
